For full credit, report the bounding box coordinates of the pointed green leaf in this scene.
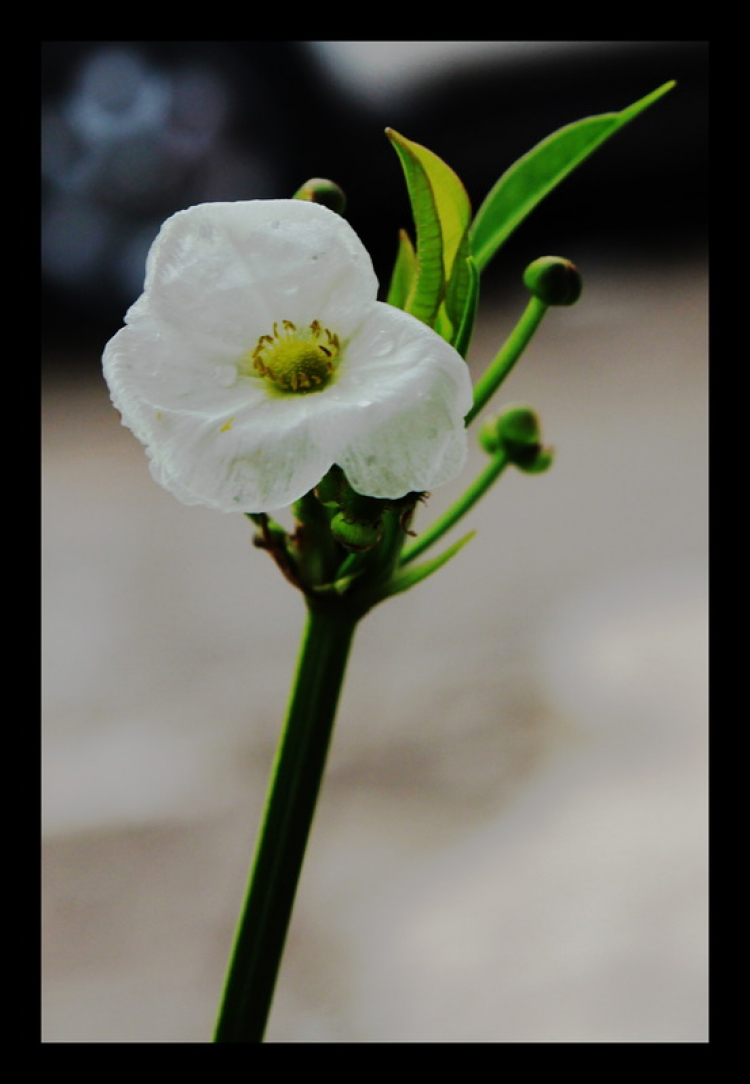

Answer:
[395,133,471,277]
[451,251,479,360]
[434,230,478,351]
[443,228,476,347]
[386,228,418,310]
[377,530,476,603]
[469,81,676,273]
[386,129,474,339]
[387,129,445,325]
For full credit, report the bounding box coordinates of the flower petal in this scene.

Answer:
[103,199,473,514]
[145,402,340,512]
[103,313,259,437]
[337,381,469,498]
[138,200,380,355]
[334,303,473,497]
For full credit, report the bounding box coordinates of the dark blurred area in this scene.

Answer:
[42,41,707,356]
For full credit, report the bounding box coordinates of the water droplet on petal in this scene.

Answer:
[213,364,238,388]
[279,281,299,295]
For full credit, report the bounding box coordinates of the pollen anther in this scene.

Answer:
[245,317,341,394]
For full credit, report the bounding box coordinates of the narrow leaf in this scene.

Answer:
[386,228,418,310]
[434,229,477,349]
[452,252,479,360]
[377,530,475,602]
[389,131,471,280]
[386,129,445,325]
[443,228,475,343]
[387,129,475,347]
[469,81,676,273]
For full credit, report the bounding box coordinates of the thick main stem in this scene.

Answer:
[214,603,358,1043]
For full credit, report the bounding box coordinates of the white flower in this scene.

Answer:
[102,199,473,513]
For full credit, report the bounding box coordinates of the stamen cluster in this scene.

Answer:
[250,320,340,393]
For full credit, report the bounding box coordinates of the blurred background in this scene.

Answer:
[42,42,708,1043]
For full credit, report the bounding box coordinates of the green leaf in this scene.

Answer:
[386,128,473,339]
[451,251,479,360]
[469,81,676,274]
[386,129,445,326]
[442,229,476,349]
[376,530,475,603]
[386,228,418,310]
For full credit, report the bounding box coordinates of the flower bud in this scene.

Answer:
[523,256,582,306]
[479,405,554,473]
[293,178,347,216]
[519,446,554,473]
[330,511,383,551]
[496,405,541,446]
[478,416,503,456]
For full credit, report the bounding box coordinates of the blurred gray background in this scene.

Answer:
[42,41,708,1043]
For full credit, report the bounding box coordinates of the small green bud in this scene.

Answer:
[293,178,347,216]
[523,256,582,306]
[479,405,553,474]
[517,446,554,474]
[480,405,540,455]
[478,416,502,456]
[330,511,383,551]
[497,405,541,447]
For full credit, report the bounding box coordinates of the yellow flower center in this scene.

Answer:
[247,319,340,394]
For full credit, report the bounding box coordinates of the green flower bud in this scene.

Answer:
[293,178,347,216]
[517,446,554,474]
[497,405,541,446]
[523,256,582,306]
[330,511,383,551]
[478,416,502,456]
[479,405,554,473]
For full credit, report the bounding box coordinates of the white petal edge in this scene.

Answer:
[137,200,380,357]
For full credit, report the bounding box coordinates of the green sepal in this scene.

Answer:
[330,512,383,552]
[469,81,676,274]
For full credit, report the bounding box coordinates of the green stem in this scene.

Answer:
[400,296,547,567]
[214,602,358,1043]
[400,451,509,566]
[465,296,548,427]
